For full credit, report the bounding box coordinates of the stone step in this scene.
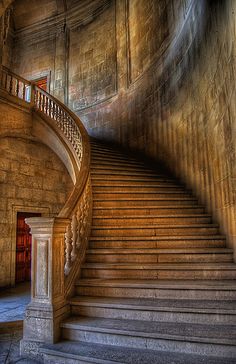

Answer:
[92,181,185,189]
[91,151,142,163]
[91,225,219,237]
[92,215,212,225]
[93,198,199,207]
[91,175,179,182]
[85,248,233,263]
[61,317,236,357]
[91,176,181,184]
[69,296,236,324]
[91,169,167,177]
[81,263,236,280]
[90,145,132,155]
[76,279,236,300]
[93,192,191,199]
[92,206,205,216]
[91,164,161,176]
[41,340,236,364]
[91,156,149,166]
[89,236,226,249]
[92,185,187,192]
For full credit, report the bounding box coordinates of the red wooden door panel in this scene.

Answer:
[15,212,41,283]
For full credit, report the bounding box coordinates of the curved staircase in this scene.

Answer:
[41,139,236,363]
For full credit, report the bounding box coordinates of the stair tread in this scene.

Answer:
[92,224,218,228]
[41,340,236,364]
[77,279,236,290]
[92,214,211,218]
[82,263,236,270]
[90,235,225,241]
[69,296,236,312]
[86,248,232,254]
[61,316,236,344]
[93,197,197,200]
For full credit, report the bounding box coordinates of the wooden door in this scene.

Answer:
[35,77,47,91]
[15,212,41,283]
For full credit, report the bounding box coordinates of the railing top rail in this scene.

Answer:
[2,66,31,85]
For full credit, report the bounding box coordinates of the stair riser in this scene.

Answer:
[92,179,181,186]
[93,208,205,216]
[91,166,158,174]
[43,353,101,364]
[82,269,236,280]
[93,188,187,194]
[91,171,165,177]
[91,160,149,168]
[92,217,211,225]
[91,227,219,237]
[85,254,233,264]
[93,193,191,199]
[93,200,198,207]
[91,175,175,182]
[89,241,226,249]
[92,182,183,188]
[76,286,236,300]
[62,328,236,358]
[71,306,236,325]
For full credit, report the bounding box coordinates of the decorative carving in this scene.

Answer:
[71,213,78,261]
[35,239,48,298]
[64,177,92,276]
[34,86,83,169]
[64,223,73,275]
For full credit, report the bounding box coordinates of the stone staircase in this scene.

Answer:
[41,139,236,363]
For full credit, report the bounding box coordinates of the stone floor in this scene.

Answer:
[0,282,31,324]
[0,282,33,363]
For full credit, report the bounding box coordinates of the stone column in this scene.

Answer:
[20,217,70,359]
[116,0,129,90]
[53,26,70,105]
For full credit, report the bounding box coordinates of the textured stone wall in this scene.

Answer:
[68,2,117,111]
[0,103,73,287]
[9,0,236,257]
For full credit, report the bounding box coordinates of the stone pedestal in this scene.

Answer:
[20,217,70,359]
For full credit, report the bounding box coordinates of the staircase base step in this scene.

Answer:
[41,341,236,364]
[61,317,236,358]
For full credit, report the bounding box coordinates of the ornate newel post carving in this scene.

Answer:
[20,217,70,357]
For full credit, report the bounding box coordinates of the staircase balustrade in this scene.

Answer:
[0,66,92,353]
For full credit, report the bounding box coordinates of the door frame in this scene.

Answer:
[10,205,50,286]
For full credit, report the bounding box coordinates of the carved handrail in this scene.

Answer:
[0,65,31,102]
[0,66,92,348]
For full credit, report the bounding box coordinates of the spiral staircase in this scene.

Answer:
[1,67,236,363]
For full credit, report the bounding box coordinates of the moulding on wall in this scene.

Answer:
[13,0,111,46]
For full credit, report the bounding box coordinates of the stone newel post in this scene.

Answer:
[20,217,70,357]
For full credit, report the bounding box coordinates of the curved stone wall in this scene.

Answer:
[0,103,73,287]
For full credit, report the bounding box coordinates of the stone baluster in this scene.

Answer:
[21,217,70,355]
[64,223,73,275]
[71,214,78,261]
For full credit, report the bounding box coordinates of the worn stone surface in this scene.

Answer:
[0,282,30,323]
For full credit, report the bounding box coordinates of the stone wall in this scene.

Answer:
[9,0,236,257]
[0,102,73,287]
